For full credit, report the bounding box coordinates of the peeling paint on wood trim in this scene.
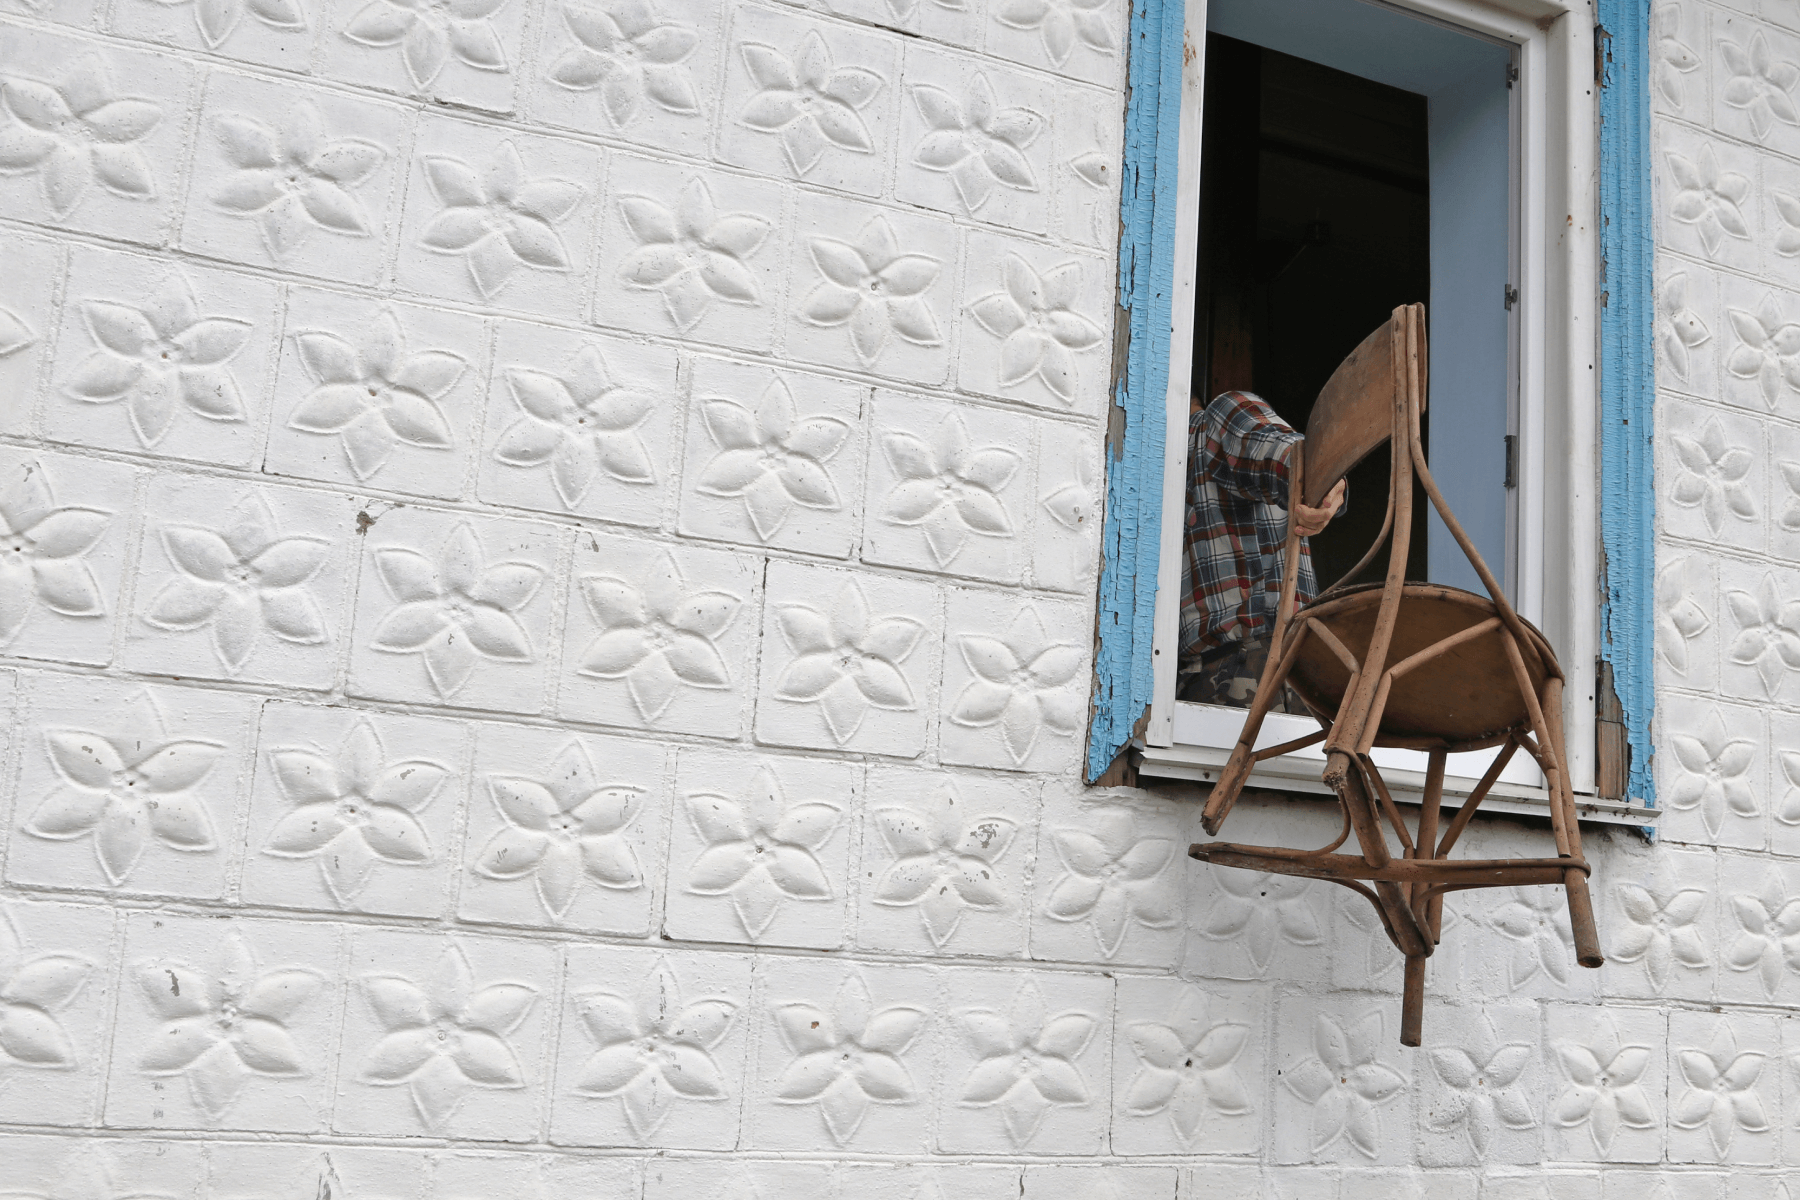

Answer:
[1596,0,1656,805]
[1087,0,1184,782]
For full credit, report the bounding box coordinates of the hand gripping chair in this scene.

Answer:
[1187,304,1602,1046]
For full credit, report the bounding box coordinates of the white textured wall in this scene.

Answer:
[0,0,1795,1195]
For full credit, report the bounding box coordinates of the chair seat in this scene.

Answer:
[1286,582,1557,752]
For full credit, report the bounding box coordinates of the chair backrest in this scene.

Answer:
[1300,305,1426,509]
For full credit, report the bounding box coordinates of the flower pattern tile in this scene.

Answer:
[757,564,934,754]
[0,453,119,662]
[769,971,925,1147]
[665,752,853,950]
[348,509,557,712]
[19,689,223,889]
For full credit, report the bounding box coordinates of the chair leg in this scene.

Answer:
[1541,677,1604,969]
[1200,622,1312,836]
[1401,954,1426,1046]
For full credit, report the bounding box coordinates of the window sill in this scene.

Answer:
[1136,701,1657,827]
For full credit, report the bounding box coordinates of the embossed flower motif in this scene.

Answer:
[0,293,33,361]
[577,551,738,721]
[1069,149,1111,190]
[419,143,583,298]
[1197,869,1322,973]
[684,765,839,939]
[343,0,508,89]
[549,0,699,126]
[1613,869,1708,989]
[1426,1030,1534,1157]
[476,740,643,921]
[262,717,446,907]
[0,54,160,218]
[359,943,536,1130]
[872,783,1015,948]
[1666,709,1758,837]
[1780,751,1800,827]
[773,580,924,744]
[950,606,1085,764]
[210,102,386,260]
[739,32,883,175]
[1282,1011,1407,1158]
[1725,573,1800,695]
[695,377,849,541]
[1552,1020,1655,1154]
[1726,294,1800,409]
[63,274,253,448]
[1123,988,1250,1144]
[142,494,331,673]
[1776,192,1800,258]
[9,1145,171,1200]
[1782,462,1800,533]
[882,0,963,20]
[910,75,1042,212]
[956,978,1093,1146]
[880,413,1018,567]
[135,930,322,1120]
[1669,417,1755,535]
[0,905,91,1073]
[1657,557,1711,676]
[803,215,943,366]
[1722,33,1800,140]
[618,177,770,332]
[494,344,655,508]
[1487,886,1576,990]
[153,0,305,50]
[368,521,543,697]
[1659,273,1711,382]
[970,255,1104,405]
[1725,872,1800,999]
[288,310,464,482]
[0,460,109,646]
[1044,808,1176,958]
[1673,1027,1768,1157]
[775,973,925,1146]
[1041,440,1095,531]
[1655,3,1699,110]
[24,691,220,887]
[995,0,1115,67]
[574,958,734,1137]
[1667,146,1751,258]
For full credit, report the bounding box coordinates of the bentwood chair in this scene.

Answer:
[1188,304,1602,1046]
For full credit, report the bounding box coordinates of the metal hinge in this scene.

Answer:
[1504,284,1519,310]
[1506,62,1518,89]
[1504,434,1518,489]
[1595,24,1612,86]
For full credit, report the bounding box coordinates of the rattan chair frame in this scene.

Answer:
[1186,304,1602,1046]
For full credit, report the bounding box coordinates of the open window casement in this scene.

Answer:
[1132,0,1649,826]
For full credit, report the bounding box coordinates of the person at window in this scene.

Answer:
[1179,390,1347,709]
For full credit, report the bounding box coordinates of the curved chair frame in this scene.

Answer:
[1187,304,1602,1046]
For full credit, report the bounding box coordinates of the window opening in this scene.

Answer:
[1179,0,1519,701]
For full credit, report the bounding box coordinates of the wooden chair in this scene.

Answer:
[1187,304,1602,1046]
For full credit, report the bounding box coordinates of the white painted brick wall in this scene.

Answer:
[0,0,1794,1194]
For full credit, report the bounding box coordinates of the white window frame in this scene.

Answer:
[1136,0,1639,823]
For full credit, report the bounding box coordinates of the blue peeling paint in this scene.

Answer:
[1598,0,1656,806]
[1086,0,1184,780]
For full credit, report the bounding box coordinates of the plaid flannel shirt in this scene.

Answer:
[1179,391,1318,666]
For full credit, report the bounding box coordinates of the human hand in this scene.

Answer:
[1293,478,1347,537]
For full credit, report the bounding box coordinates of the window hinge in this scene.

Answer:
[1505,62,1518,89]
[1504,284,1519,310]
[1504,434,1518,489]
